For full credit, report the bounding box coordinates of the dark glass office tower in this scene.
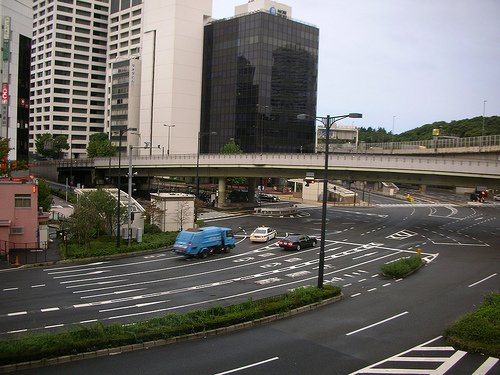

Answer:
[201,11,319,153]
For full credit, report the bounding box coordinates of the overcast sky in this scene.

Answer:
[211,0,500,134]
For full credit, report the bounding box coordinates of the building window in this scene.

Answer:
[10,227,25,235]
[15,194,32,208]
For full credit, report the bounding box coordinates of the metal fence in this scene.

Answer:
[338,134,500,153]
[0,241,49,265]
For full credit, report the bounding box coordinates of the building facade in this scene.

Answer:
[105,0,212,156]
[0,178,44,259]
[201,1,319,153]
[30,0,110,160]
[0,0,32,161]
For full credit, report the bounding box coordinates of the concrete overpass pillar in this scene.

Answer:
[217,177,226,208]
[248,177,256,202]
[420,184,427,193]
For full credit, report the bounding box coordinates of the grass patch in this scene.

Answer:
[380,255,423,278]
[0,285,341,365]
[444,293,500,357]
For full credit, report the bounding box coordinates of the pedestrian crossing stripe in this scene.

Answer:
[350,336,499,375]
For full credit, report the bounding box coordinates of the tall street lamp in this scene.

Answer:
[196,131,217,198]
[482,100,487,138]
[115,127,134,248]
[298,112,362,288]
[163,124,175,156]
[127,144,148,247]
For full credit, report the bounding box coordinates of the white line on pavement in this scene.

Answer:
[468,273,497,288]
[215,356,279,375]
[346,311,409,336]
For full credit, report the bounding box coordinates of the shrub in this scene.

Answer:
[144,223,162,234]
[380,255,423,278]
[0,285,341,365]
[444,293,500,357]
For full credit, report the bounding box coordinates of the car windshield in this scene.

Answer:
[253,228,267,234]
[284,235,300,241]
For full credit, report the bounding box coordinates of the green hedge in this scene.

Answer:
[0,285,341,365]
[444,293,500,357]
[61,232,178,259]
[380,255,423,278]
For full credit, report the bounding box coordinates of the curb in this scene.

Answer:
[0,294,343,372]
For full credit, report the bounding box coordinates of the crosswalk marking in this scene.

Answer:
[350,336,499,375]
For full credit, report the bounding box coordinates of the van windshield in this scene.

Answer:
[226,230,234,238]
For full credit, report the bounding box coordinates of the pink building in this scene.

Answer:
[0,177,46,263]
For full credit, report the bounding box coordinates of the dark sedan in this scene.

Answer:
[277,234,317,250]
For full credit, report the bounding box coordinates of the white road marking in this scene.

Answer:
[31,284,46,288]
[468,273,497,288]
[346,311,408,336]
[472,357,499,375]
[44,324,64,329]
[7,311,27,316]
[41,307,60,312]
[351,293,361,298]
[3,287,18,291]
[79,319,98,324]
[7,329,27,334]
[215,356,279,375]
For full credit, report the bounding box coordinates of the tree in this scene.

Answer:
[221,139,246,188]
[87,133,116,158]
[177,201,193,231]
[66,188,125,248]
[0,137,11,176]
[221,139,242,154]
[37,179,52,212]
[35,133,69,159]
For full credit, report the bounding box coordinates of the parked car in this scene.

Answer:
[250,226,277,242]
[277,234,317,250]
[494,194,500,201]
[256,193,280,202]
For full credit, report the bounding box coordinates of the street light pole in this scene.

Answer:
[163,124,175,156]
[482,100,487,138]
[298,112,362,288]
[116,128,133,248]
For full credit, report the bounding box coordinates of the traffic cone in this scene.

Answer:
[14,256,20,266]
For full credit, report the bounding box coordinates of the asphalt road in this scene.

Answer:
[3,195,499,374]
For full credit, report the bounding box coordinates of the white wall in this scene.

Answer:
[139,0,212,156]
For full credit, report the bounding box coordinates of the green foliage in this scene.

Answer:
[357,116,500,143]
[0,285,341,365]
[144,223,162,234]
[444,293,500,357]
[380,256,423,278]
[221,139,243,154]
[65,188,122,250]
[0,137,10,162]
[34,133,69,159]
[87,132,116,158]
[37,179,52,212]
[62,231,178,259]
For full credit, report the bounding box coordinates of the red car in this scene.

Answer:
[277,234,317,250]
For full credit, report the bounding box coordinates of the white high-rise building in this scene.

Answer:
[106,0,212,156]
[30,0,110,159]
[0,0,32,161]
[30,0,212,159]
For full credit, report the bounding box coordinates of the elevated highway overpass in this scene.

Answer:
[30,135,500,192]
[92,153,499,187]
